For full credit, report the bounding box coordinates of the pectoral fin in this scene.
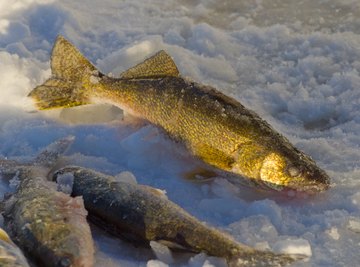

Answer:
[194,143,235,171]
[183,167,218,183]
[120,50,179,79]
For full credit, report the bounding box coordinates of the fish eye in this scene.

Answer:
[287,165,301,177]
[58,257,71,267]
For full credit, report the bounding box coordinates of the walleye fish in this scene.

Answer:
[0,137,95,267]
[53,166,303,267]
[29,35,330,193]
[0,227,30,267]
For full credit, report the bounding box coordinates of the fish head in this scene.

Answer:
[259,149,330,194]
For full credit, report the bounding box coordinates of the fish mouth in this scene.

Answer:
[288,168,331,195]
[260,177,331,197]
[281,183,330,198]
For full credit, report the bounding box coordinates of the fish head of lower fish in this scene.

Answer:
[258,149,331,194]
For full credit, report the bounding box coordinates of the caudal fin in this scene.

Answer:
[28,35,102,110]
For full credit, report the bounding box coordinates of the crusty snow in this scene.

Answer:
[1,0,360,266]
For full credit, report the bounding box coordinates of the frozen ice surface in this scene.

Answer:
[150,241,174,265]
[146,260,169,267]
[1,0,360,266]
[114,171,138,184]
[273,238,312,257]
[56,172,74,194]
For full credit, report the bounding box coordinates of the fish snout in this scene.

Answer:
[287,166,331,194]
[306,167,331,192]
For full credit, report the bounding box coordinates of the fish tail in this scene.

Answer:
[28,35,101,110]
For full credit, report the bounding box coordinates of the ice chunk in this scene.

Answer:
[188,253,227,267]
[273,238,312,257]
[56,172,74,194]
[114,171,137,184]
[146,260,168,267]
[149,241,173,264]
[9,171,20,189]
[347,218,360,233]
[326,227,340,240]
[230,215,278,247]
[0,19,9,34]
[211,178,240,198]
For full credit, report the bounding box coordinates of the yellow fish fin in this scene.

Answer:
[50,35,99,81]
[29,78,92,109]
[194,143,235,171]
[0,228,11,243]
[120,50,179,79]
[28,35,101,110]
[183,167,218,183]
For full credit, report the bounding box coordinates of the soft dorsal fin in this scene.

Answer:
[120,50,179,79]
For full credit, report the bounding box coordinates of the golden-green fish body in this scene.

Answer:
[29,36,330,193]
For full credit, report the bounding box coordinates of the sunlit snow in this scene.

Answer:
[1,0,360,266]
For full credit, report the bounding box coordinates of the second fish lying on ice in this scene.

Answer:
[54,166,303,267]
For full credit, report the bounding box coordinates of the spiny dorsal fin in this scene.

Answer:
[120,50,179,79]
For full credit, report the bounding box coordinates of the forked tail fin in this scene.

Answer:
[28,35,102,110]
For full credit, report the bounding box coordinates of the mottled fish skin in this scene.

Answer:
[0,227,30,267]
[28,35,330,193]
[0,138,95,267]
[54,166,302,266]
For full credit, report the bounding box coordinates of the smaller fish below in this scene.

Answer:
[54,166,305,267]
[0,137,95,267]
[0,227,30,267]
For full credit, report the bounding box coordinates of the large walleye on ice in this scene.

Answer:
[29,35,330,193]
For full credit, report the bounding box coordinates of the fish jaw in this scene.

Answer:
[284,166,331,194]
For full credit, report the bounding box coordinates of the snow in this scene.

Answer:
[272,238,312,258]
[0,0,360,266]
[56,172,74,194]
[150,241,174,265]
[115,171,138,184]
